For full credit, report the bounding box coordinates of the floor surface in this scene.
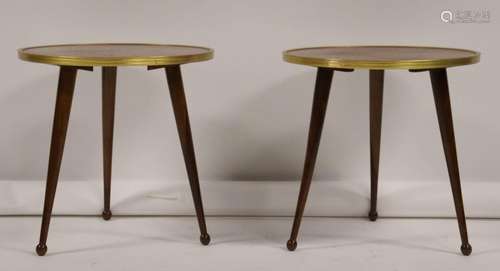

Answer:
[0,217,499,270]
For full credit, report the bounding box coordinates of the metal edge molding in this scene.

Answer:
[17,43,214,67]
[282,46,480,69]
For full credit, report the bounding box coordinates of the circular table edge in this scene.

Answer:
[17,43,214,67]
[282,46,480,69]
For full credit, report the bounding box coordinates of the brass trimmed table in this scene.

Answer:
[283,45,480,256]
[18,43,213,256]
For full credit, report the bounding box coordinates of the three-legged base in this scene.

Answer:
[35,65,210,256]
[286,68,472,256]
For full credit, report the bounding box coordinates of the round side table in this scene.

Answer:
[18,43,213,256]
[283,46,480,256]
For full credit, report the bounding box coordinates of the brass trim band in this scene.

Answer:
[18,43,214,67]
[283,46,480,69]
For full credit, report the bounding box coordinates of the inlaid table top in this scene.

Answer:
[18,43,213,67]
[283,46,480,69]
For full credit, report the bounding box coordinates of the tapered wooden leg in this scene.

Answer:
[164,65,210,245]
[369,70,384,221]
[430,68,472,256]
[287,67,334,251]
[36,66,78,256]
[101,67,117,220]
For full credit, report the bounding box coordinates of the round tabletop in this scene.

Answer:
[283,46,479,69]
[18,43,213,67]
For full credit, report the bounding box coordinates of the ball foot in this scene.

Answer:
[287,239,297,251]
[200,234,211,246]
[102,210,112,221]
[36,244,47,256]
[461,243,472,256]
[368,211,378,221]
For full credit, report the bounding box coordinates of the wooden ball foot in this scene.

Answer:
[102,210,112,221]
[368,211,378,221]
[200,234,211,245]
[36,244,47,256]
[287,239,297,251]
[461,243,472,256]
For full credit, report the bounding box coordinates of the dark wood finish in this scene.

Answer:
[409,69,430,73]
[430,68,472,256]
[369,70,384,221]
[33,62,212,254]
[333,68,354,72]
[36,66,78,256]
[101,67,117,220]
[164,65,210,245]
[147,65,168,70]
[286,67,472,256]
[76,66,94,71]
[287,67,334,251]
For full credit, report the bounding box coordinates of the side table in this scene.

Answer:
[18,43,213,255]
[282,45,480,255]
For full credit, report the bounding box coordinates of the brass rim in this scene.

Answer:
[18,43,214,67]
[283,45,480,69]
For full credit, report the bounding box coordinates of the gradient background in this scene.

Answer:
[0,0,497,217]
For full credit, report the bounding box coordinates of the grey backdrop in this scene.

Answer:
[0,0,498,217]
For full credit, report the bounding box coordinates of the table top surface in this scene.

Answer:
[283,46,479,69]
[18,43,213,67]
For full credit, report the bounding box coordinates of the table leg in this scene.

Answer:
[429,68,472,256]
[36,66,78,256]
[287,67,334,251]
[102,67,117,220]
[369,70,384,221]
[164,65,210,245]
